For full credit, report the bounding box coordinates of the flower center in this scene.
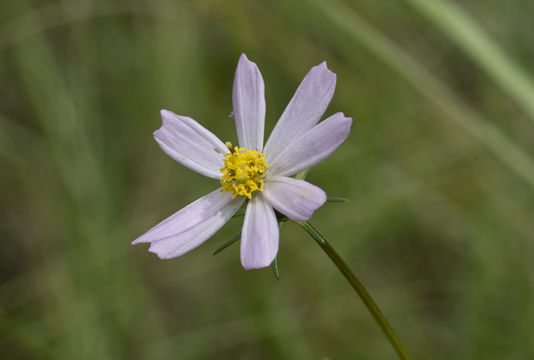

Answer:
[220,142,269,199]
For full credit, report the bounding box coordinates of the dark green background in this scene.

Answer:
[2,0,534,359]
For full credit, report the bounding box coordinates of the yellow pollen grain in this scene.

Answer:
[219,144,269,199]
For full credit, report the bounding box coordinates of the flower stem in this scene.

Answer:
[296,221,412,360]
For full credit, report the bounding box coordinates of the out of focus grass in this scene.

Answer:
[1,0,534,359]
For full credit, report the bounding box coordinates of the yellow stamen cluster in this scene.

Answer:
[220,143,269,199]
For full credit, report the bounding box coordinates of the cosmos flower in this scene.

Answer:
[132,54,352,270]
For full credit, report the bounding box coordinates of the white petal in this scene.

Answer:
[264,62,336,163]
[233,53,266,151]
[132,189,244,259]
[240,194,279,270]
[263,176,326,222]
[267,112,352,177]
[154,110,229,179]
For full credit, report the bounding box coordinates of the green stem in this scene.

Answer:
[297,221,412,360]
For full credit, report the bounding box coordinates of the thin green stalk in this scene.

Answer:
[297,221,411,360]
[326,197,349,203]
[213,233,241,255]
[271,257,280,279]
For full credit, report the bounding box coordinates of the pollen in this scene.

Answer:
[220,143,269,199]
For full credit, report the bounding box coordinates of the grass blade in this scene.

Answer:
[310,0,534,190]
[406,0,534,122]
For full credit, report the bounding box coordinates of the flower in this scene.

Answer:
[132,54,352,270]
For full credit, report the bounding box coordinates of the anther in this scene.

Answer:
[225,142,236,153]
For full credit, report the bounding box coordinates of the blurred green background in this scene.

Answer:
[2,0,534,359]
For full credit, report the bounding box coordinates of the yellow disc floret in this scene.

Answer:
[220,143,269,199]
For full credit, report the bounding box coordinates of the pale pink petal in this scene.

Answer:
[267,112,352,177]
[240,194,279,270]
[263,176,326,222]
[132,189,244,259]
[264,62,336,163]
[154,110,229,179]
[233,53,265,151]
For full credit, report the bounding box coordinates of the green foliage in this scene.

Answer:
[1,0,534,359]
